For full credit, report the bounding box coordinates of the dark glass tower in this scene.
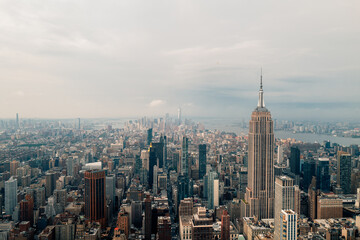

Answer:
[152,141,164,168]
[177,175,189,204]
[180,136,189,176]
[85,170,106,227]
[290,146,300,175]
[148,146,157,189]
[337,151,351,194]
[147,128,153,146]
[144,194,152,240]
[316,158,330,192]
[199,144,207,179]
[302,159,316,192]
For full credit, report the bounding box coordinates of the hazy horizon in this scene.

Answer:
[1,1,359,120]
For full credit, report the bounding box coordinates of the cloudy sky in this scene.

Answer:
[0,0,359,120]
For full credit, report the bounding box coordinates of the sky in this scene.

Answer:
[0,0,359,120]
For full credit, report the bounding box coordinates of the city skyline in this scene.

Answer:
[1,2,360,239]
[0,1,359,120]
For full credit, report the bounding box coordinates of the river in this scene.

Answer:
[198,118,360,146]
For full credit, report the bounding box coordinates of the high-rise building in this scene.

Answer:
[277,145,284,164]
[337,151,351,194]
[180,136,189,176]
[54,189,67,214]
[178,107,182,125]
[106,175,116,211]
[144,194,152,240]
[66,158,74,177]
[157,216,171,240]
[308,176,320,220]
[131,201,142,228]
[274,176,300,240]
[141,150,149,170]
[179,198,193,217]
[84,170,106,227]
[177,175,189,204]
[221,210,230,240]
[204,171,219,209]
[316,158,330,192]
[153,165,158,193]
[244,74,275,219]
[116,208,129,239]
[10,160,19,177]
[191,207,213,240]
[152,140,164,168]
[148,146,157,189]
[302,159,316,192]
[290,146,300,175]
[5,177,17,215]
[279,209,297,240]
[20,194,34,225]
[16,113,19,128]
[199,144,206,179]
[45,171,56,198]
[147,128,153,146]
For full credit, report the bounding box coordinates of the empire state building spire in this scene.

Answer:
[257,70,265,108]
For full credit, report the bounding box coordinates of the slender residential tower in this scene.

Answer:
[244,73,275,219]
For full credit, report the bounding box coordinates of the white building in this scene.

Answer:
[5,177,17,215]
[280,210,297,240]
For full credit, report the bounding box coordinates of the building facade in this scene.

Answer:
[84,170,106,227]
[244,76,275,219]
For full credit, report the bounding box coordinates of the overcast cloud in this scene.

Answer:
[0,0,359,120]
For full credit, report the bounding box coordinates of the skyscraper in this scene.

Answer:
[20,194,34,225]
[302,159,316,192]
[244,74,275,219]
[277,145,284,164]
[66,158,74,177]
[177,107,182,125]
[84,170,106,227]
[199,144,207,179]
[274,176,299,240]
[144,194,152,240]
[147,128,153,146]
[204,171,219,209]
[152,138,164,168]
[10,160,19,176]
[45,171,56,198]
[290,146,300,175]
[157,216,171,240]
[5,177,17,215]
[106,175,116,211]
[221,210,230,240]
[16,113,19,129]
[177,175,189,203]
[180,136,189,176]
[148,146,157,189]
[316,158,330,192]
[337,151,351,194]
[279,209,297,240]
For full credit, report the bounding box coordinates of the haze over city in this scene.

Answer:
[1,1,359,120]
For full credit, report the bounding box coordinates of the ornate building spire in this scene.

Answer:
[257,69,265,108]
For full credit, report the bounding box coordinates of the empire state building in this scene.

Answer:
[244,75,275,219]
